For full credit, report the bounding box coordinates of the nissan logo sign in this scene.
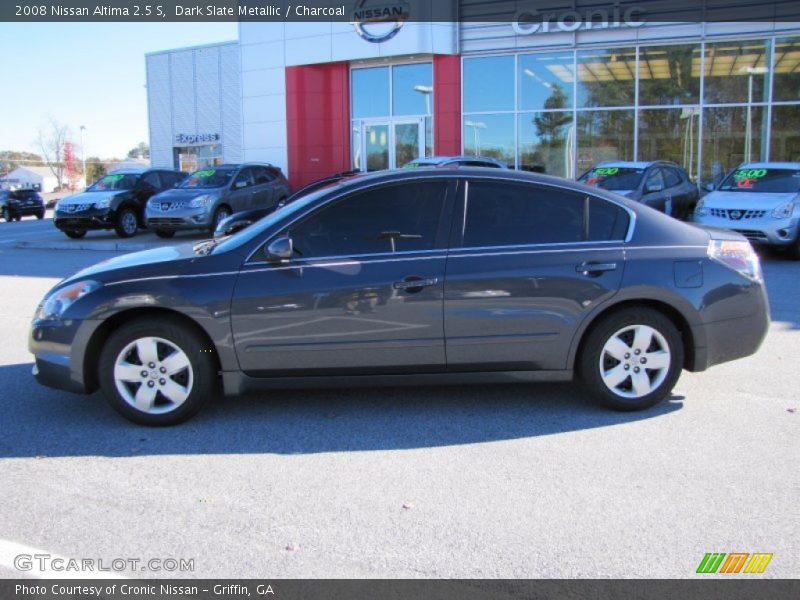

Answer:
[512,5,645,35]
[351,0,409,43]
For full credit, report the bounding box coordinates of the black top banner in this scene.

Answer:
[3,0,800,23]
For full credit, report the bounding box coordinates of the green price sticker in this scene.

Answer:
[595,167,619,176]
[194,169,215,178]
[734,169,767,179]
[104,174,124,182]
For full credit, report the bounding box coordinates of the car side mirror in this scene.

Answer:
[646,182,663,193]
[266,236,293,263]
[703,182,715,192]
[234,180,248,190]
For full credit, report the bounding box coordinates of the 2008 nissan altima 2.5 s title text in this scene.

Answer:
[29,168,769,425]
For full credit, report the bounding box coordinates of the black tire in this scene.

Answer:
[786,233,800,261]
[14,215,22,221]
[64,229,86,239]
[155,229,176,239]
[114,207,139,238]
[578,308,684,411]
[2,208,12,222]
[97,317,216,426]
[36,211,45,220]
[209,206,231,233]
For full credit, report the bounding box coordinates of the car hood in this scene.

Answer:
[152,187,224,201]
[58,190,120,206]
[702,190,798,209]
[64,244,201,284]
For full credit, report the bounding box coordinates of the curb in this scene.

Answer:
[14,240,160,252]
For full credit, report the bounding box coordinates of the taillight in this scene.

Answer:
[707,239,762,283]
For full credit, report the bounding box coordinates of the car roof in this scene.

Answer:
[736,161,800,170]
[107,168,148,175]
[595,160,679,169]
[410,156,504,164]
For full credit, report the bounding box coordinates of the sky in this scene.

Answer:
[0,22,238,161]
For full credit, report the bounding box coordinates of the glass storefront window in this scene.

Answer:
[770,105,800,162]
[638,44,701,106]
[392,63,433,116]
[462,114,515,165]
[576,48,636,108]
[174,144,222,173]
[518,112,573,177]
[703,40,770,104]
[518,52,575,111]
[463,56,515,112]
[638,108,700,179]
[576,110,634,174]
[352,67,390,118]
[773,37,800,102]
[702,106,766,185]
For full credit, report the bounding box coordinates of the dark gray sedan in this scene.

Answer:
[30,169,768,425]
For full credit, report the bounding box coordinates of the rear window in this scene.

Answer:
[10,190,40,199]
[718,168,800,193]
[579,167,644,191]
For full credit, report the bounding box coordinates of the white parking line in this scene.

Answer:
[0,538,127,579]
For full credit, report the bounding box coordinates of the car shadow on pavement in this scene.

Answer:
[0,363,683,458]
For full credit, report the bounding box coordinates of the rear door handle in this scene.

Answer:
[393,276,439,292]
[576,262,617,276]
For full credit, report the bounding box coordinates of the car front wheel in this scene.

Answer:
[2,208,12,222]
[98,318,216,425]
[114,207,139,238]
[64,229,86,239]
[210,206,231,232]
[579,308,684,411]
[154,229,175,238]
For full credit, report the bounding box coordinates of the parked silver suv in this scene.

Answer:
[145,163,290,237]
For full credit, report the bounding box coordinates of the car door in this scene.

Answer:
[135,172,161,214]
[641,167,668,213]
[444,179,628,372]
[230,179,455,375]
[228,167,255,211]
[251,166,276,208]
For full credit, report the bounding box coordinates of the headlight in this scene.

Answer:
[694,198,707,217]
[771,202,795,219]
[188,194,215,208]
[35,280,102,321]
[707,240,762,283]
[94,198,112,209]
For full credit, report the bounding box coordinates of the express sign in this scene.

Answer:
[175,133,220,145]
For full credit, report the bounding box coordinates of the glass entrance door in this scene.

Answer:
[358,119,425,172]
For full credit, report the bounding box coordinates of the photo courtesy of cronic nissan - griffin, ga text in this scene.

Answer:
[29,169,769,425]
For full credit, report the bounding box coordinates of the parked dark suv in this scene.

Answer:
[579,161,699,220]
[0,189,45,221]
[145,163,291,237]
[30,169,768,425]
[54,168,186,239]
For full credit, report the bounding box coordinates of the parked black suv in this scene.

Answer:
[1,189,45,221]
[53,168,186,239]
[30,169,768,425]
[578,161,699,220]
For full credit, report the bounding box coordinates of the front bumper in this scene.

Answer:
[54,207,114,230]
[146,205,212,230]
[694,213,799,246]
[29,317,102,395]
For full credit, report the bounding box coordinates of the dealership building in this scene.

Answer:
[145,10,800,187]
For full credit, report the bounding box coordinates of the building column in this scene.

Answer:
[433,54,462,156]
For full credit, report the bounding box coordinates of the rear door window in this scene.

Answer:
[663,168,683,188]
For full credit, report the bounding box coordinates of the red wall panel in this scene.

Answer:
[433,55,462,156]
[286,62,350,188]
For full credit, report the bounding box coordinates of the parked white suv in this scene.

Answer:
[694,162,800,259]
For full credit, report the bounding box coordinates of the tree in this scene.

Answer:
[127,142,150,159]
[0,150,44,173]
[36,117,71,189]
[85,157,107,184]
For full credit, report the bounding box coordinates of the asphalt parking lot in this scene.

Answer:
[0,215,797,578]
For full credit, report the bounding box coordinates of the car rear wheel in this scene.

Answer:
[579,308,684,411]
[98,318,215,425]
[36,211,45,220]
[210,206,231,232]
[114,207,139,238]
[2,208,12,222]
[64,229,86,239]
[155,229,175,238]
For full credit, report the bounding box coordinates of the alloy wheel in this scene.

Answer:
[599,324,671,399]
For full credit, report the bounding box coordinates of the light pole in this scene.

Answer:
[744,66,768,163]
[464,120,487,156]
[79,125,87,187]
[413,84,433,116]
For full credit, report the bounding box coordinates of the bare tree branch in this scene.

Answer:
[35,117,71,189]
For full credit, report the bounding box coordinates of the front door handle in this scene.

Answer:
[576,262,617,277]
[393,276,439,292]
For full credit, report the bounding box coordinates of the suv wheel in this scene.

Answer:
[579,308,683,411]
[98,318,215,425]
[36,211,45,220]
[2,207,12,222]
[210,206,231,232]
[155,229,175,239]
[64,229,86,239]
[786,233,800,261]
[114,207,139,238]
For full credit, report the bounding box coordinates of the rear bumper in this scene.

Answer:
[7,204,44,216]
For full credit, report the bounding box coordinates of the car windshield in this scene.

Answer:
[179,168,235,189]
[717,168,800,193]
[87,173,139,192]
[579,167,644,191]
